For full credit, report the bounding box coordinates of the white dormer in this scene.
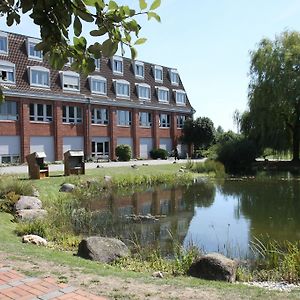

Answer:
[169,69,179,85]
[27,37,43,60]
[0,60,15,84]
[174,89,186,105]
[0,32,8,55]
[28,66,50,88]
[134,61,144,79]
[112,56,123,75]
[153,65,163,82]
[60,71,80,92]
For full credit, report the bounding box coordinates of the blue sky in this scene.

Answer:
[1,0,300,130]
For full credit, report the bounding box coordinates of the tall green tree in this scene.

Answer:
[181,117,215,150]
[0,0,161,101]
[246,31,300,161]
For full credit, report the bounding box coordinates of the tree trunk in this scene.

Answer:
[292,121,300,162]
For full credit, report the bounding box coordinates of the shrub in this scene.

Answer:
[216,135,257,174]
[15,220,48,238]
[150,148,168,160]
[115,144,131,161]
[186,159,225,177]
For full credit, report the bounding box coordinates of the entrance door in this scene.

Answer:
[91,141,109,158]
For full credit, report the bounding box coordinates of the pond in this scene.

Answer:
[72,174,300,258]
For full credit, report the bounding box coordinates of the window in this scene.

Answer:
[0,32,8,54]
[91,108,108,124]
[61,71,80,91]
[94,58,101,70]
[159,113,170,128]
[62,105,82,123]
[29,66,50,88]
[112,56,123,75]
[0,60,15,83]
[92,141,109,157]
[139,112,152,127]
[30,103,52,122]
[114,79,130,98]
[177,115,186,128]
[137,83,151,100]
[170,69,179,85]
[175,90,186,105]
[0,101,18,121]
[157,87,169,102]
[27,38,42,60]
[117,110,131,126]
[89,75,106,95]
[134,61,144,78]
[154,65,163,82]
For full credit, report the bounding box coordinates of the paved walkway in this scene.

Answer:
[0,267,106,300]
[0,158,202,175]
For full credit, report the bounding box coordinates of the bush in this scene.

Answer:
[216,135,257,174]
[186,159,225,177]
[115,144,131,161]
[150,148,168,160]
[15,220,48,238]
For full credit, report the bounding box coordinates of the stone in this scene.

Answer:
[15,196,42,211]
[59,183,75,192]
[22,234,47,246]
[77,236,130,263]
[188,253,237,282]
[15,209,47,221]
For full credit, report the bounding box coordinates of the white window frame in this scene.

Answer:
[136,83,151,101]
[156,86,169,103]
[170,69,179,85]
[177,115,186,128]
[88,75,107,95]
[134,61,144,79]
[0,32,8,55]
[159,113,170,128]
[27,37,43,60]
[28,66,50,88]
[60,71,80,92]
[114,79,130,98]
[94,57,101,70]
[0,60,15,84]
[139,112,152,127]
[0,101,18,121]
[62,105,82,124]
[153,65,163,82]
[91,108,109,125]
[117,110,132,126]
[112,56,123,75]
[174,89,186,105]
[29,103,52,122]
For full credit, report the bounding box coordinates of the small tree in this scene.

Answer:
[115,144,131,161]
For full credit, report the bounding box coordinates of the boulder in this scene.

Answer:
[59,183,75,192]
[15,209,47,221]
[22,234,47,246]
[188,253,237,282]
[77,236,130,263]
[15,196,42,211]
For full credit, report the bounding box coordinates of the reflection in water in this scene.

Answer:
[71,175,300,258]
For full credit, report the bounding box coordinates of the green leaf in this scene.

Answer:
[83,0,105,7]
[20,0,33,13]
[76,9,94,22]
[139,0,147,10]
[108,0,118,10]
[74,16,82,37]
[101,39,118,57]
[135,38,147,45]
[34,42,46,51]
[130,47,137,60]
[88,42,102,58]
[90,27,107,36]
[150,0,161,10]
[6,13,14,26]
[147,11,161,22]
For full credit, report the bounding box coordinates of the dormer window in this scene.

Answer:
[0,32,8,54]
[156,86,169,103]
[134,61,144,79]
[61,71,80,92]
[0,60,15,84]
[170,69,179,85]
[112,56,123,75]
[27,37,42,60]
[89,75,106,95]
[29,66,50,88]
[154,65,163,82]
[94,58,101,70]
[114,79,130,98]
[136,83,151,101]
[174,90,186,105]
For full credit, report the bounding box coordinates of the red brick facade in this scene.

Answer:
[0,31,193,163]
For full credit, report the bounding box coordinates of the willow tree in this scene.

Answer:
[247,31,300,161]
[0,0,161,101]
